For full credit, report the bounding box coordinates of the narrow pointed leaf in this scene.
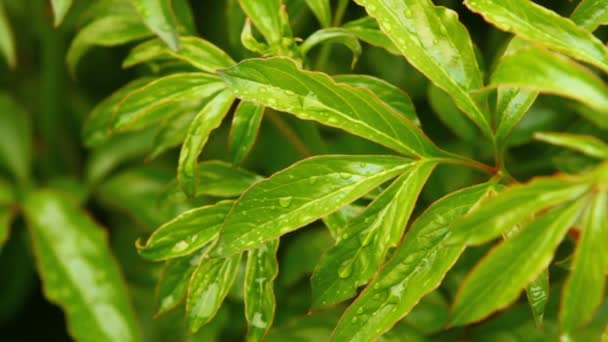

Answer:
[495,87,538,149]
[245,240,279,341]
[526,271,549,328]
[137,201,234,261]
[123,36,235,72]
[0,95,31,183]
[343,17,399,55]
[149,109,197,159]
[332,183,495,342]
[240,0,291,44]
[312,161,436,308]
[0,206,12,251]
[178,90,235,197]
[214,155,412,256]
[130,0,180,51]
[463,0,608,72]
[300,28,362,68]
[51,0,73,26]
[0,2,15,68]
[354,0,491,137]
[535,132,608,160]
[334,74,419,126]
[490,47,608,114]
[186,254,242,333]
[322,205,365,240]
[561,192,608,334]
[305,0,331,27]
[240,18,268,54]
[23,191,139,342]
[448,177,590,246]
[571,0,608,31]
[156,250,204,315]
[229,101,265,164]
[219,57,440,158]
[451,199,587,326]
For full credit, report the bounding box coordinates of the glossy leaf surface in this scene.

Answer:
[535,132,608,160]
[229,101,265,164]
[343,17,399,55]
[300,28,362,68]
[155,250,203,315]
[239,0,290,44]
[130,0,180,51]
[571,0,608,31]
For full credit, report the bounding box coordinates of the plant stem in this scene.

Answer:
[434,154,497,176]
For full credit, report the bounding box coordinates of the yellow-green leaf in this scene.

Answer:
[130,0,180,51]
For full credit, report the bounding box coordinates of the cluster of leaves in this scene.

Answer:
[0,0,607,341]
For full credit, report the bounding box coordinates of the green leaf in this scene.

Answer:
[0,206,14,251]
[495,87,538,149]
[489,47,608,114]
[129,0,180,51]
[239,0,291,44]
[450,198,588,326]
[137,201,234,261]
[334,74,419,126]
[428,84,479,142]
[571,0,608,31]
[148,108,198,159]
[448,177,590,246]
[526,270,549,328]
[311,161,436,308]
[343,17,399,55]
[123,36,235,72]
[244,240,279,341]
[178,90,235,197]
[213,155,412,256]
[162,161,263,204]
[50,0,73,26]
[23,190,140,342]
[0,94,31,183]
[535,132,608,160]
[463,0,608,72]
[155,250,204,315]
[240,18,269,54]
[219,57,441,158]
[67,15,153,76]
[300,28,362,68]
[279,228,333,286]
[229,101,265,164]
[305,0,331,27]
[0,2,15,68]
[113,73,226,131]
[322,204,365,240]
[561,192,608,335]
[354,0,491,137]
[186,254,242,333]
[332,183,495,342]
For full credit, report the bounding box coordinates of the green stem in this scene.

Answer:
[433,153,497,176]
[313,0,350,70]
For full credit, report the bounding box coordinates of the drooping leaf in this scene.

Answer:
[0,94,31,183]
[229,101,265,164]
[130,0,180,51]
[535,132,608,160]
[123,36,235,72]
[186,254,242,333]
[213,155,413,256]
[240,18,269,54]
[334,74,419,126]
[23,191,140,342]
[561,192,608,335]
[305,0,331,27]
[332,183,495,342]
[50,0,73,26]
[178,90,235,197]
[490,47,608,114]
[239,0,291,44]
[311,161,436,308]
[571,0,608,31]
[0,2,15,68]
[219,57,441,158]
[342,17,399,55]
[448,177,590,246]
[155,250,204,315]
[244,240,279,341]
[450,198,588,326]
[300,28,362,68]
[354,0,491,137]
[137,201,234,261]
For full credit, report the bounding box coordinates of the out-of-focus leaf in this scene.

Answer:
[448,177,590,246]
[23,190,140,342]
[343,17,399,55]
[571,0,608,31]
[214,155,412,257]
[464,0,608,72]
[305,0,331,27]
[219,57,441,158]
[137,201,234,261]
[155,250,204,316]
[450,199,587,326]
[535,132,608,160]
[229,101,265,164]
[0,94,31,183]
[332,183,495,341]
[67,15,153,75]
[0,206,13,251]
[354,0,491,137]
[186,254,241,333]
[428,84,479,142]
[311,161,436,308]
[495,87,538,149]
[0,2,15,68]
[265,309,342,342]
[279,228,333,286]
[300,28,362,68]
[490,47,608,115]
[561,192,608,335]
[335,74,419,126]
[402,291,450,335]
[123,36,235,72]
[113,73,225,131]
[178,91,235,197]
[130,0,180,51]
[525,271,549,328]
[51,0,73,26]
[244,240,279,341]
[172,0,196,34]
[239,0,291,44]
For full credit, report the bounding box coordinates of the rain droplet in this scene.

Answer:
[403,8,412,17]
[338,260,353,278]
[309,177,317,185]
[339,172,352,179]
[359,162,367,168]
[342,233,349,239]
[260,87,267,93]
[351,317,358,323]
[356,308,364,314]
[279,196,293,208]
